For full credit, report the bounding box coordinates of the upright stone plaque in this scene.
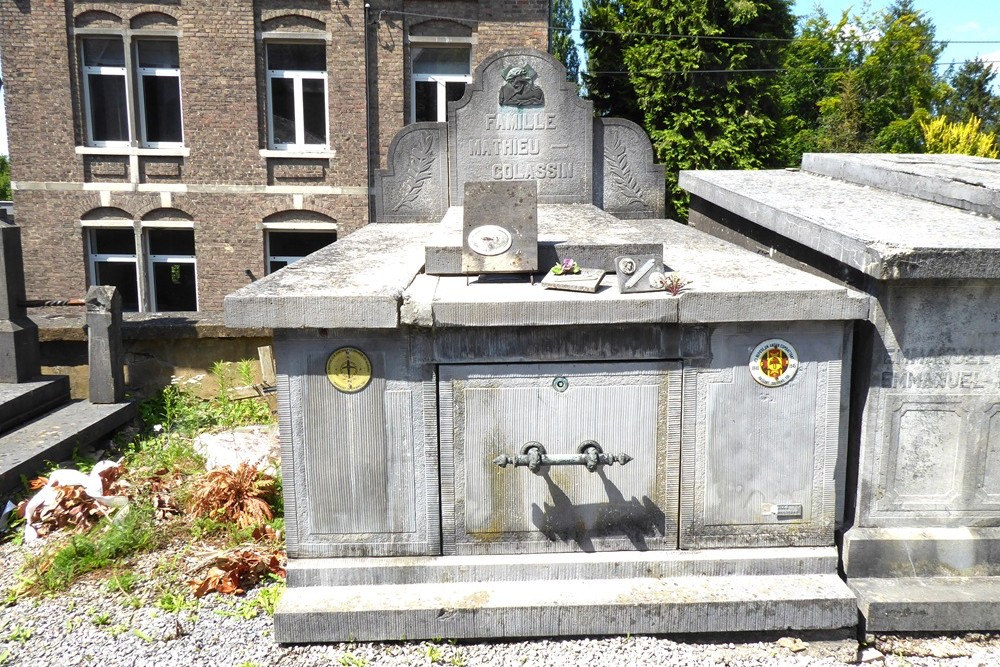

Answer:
[461,181,538,274]
[450,49,593,206]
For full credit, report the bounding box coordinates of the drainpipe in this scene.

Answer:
[364,3,374,226]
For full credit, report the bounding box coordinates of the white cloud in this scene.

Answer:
[952,21,983,34]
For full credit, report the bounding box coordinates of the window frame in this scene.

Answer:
[408,42,472,123]
[86,226,141,310]
[82,219,198,313]
[264,225,338,274]
[264,40,330,151]
[78,31,184,149]
[145,228,198,312]
[134,38,184,149]
[80,37,132,148]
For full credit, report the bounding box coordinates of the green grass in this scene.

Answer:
[19,502,161,595]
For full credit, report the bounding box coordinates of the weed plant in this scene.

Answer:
[6,360,280,602]
[18,502,161,595]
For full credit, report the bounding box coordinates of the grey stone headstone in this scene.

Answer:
[450,49,594,206]
[595,118,666,218]
[0,222,40,382]
[461,181,538,274]
[373,123,450,223]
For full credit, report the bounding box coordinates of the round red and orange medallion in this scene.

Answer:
[749,339,799,387]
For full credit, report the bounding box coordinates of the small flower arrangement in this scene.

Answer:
[664,273,691,296]
[551,258,580,275]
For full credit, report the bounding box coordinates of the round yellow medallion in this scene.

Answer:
[326,347,372,393]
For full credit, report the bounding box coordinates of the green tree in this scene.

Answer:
[777,2,947,157]
[580,0,641,122]
[550,0,581,85]
[941,59,1000,134]
[581,0,795,216]
[0,155,10,201]
[775,8,849,162]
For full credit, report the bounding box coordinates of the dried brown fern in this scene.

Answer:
[186,463,276,529]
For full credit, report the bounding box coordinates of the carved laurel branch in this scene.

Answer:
[605,131,645,209]
[393,134,436,212]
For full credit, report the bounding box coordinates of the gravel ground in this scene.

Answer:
[3,539,1000,667]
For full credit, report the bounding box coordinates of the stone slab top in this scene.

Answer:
[226,206,867,330]
[802,153,1000,219]
[225,223,437,330]
[405,214,868,327]
[680,165,1000,280]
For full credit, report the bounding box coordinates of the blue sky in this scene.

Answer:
[1,2,997,156]
[567,0,1000,77]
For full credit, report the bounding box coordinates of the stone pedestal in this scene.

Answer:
[85,285,125,404]
[226,210,864,641]
[681,153,1000,633]
[224,47,864,643]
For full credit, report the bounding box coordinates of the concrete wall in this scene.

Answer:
[36,313,271,400]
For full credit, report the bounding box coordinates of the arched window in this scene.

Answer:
[262,211,337,273]
[81,207,198,312]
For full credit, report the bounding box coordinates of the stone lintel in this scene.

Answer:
[224,223,438,330]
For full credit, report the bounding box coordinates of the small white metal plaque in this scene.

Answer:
[749,339,799,387]
[467,225,513,257]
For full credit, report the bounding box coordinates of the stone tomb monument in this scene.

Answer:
[225,49,864,642]
[681,153,1000,633]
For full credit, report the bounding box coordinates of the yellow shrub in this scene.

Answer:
[921,115,999,158]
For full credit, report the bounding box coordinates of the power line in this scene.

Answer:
[374,8,1000,49]
[582,60,1000,77]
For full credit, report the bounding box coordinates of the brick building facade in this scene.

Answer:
[0,1,549,312]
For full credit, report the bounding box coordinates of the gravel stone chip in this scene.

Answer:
[6,540,1000,666]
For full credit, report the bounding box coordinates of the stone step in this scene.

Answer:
[287,546,842,587]
[0,377,70,435]
[851,576,1000,633]
[0,400,136,496]
[275,573,858,642]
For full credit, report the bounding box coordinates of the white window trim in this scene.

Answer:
[264,228,337,274]
[135,43,184,149]
[84,224,199,313]
[408,42,472,123]
[145,231,199,312]
[411,74,471,123]
[265,43,330,151]
[86,228,140,309]
[147,253,198,311]
[261,221,337,231]
[79,33,185,149]
[81,58,131,148]
[76,146,190,157]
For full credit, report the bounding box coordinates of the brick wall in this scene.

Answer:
[0,0,547,312]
